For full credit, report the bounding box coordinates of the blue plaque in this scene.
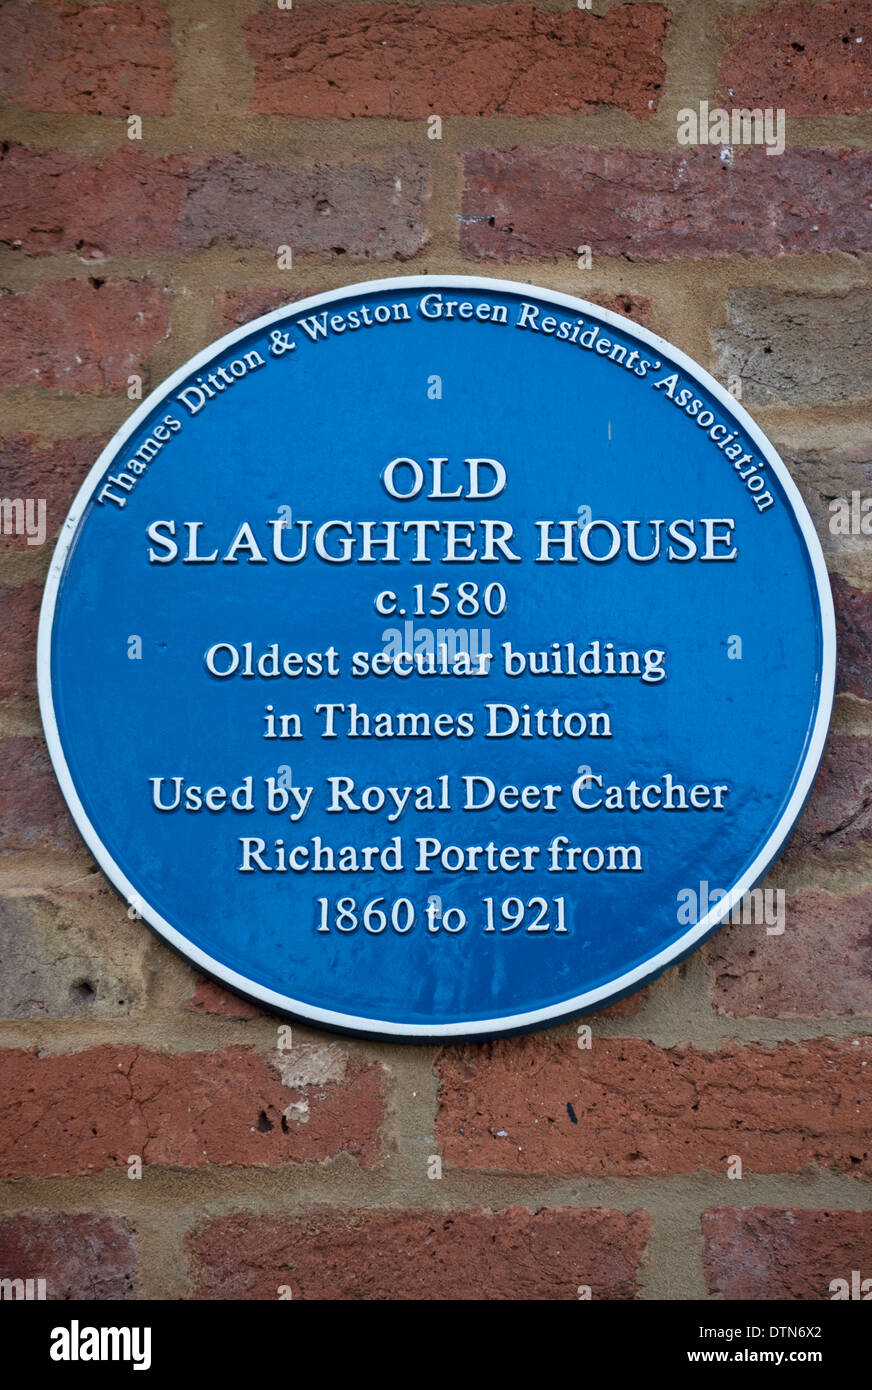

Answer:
[38,277,834,1039]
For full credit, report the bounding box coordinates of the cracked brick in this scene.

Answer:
[0,1044,387,1177]
[245,2,669,120]
[0,0,173,116]
[435,1036,872,1177]
[785,734,872,859]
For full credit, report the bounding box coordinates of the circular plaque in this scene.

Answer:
[38,277,834,1039]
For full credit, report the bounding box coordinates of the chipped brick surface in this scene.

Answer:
[187,978,261,1020]
[712,289,872,407]
[0,880,149,1020]
[246,3,669,119]
[0,1,173,116]
[0,1045,387,1177]
[785,735,872,859]
[719,0,872,117]
[0,146,429,261]
[704,1208,872,1300]
[0,279,170,393]
[830,573,872,699]
[460,146,872,262]
[707,886,872,1018]
[436,1036,872,1177]
[0,1211,137,1299]
[189,1205,652,1299]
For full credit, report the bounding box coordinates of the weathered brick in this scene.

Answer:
[214,287,317,335]
[189,1205,651,1300]
[0,145,184,258]
[0,736,79,853]
[0,880,149,1020]
[0,1211,136,1300]
[0,279,170,394]
[245,2,669,120]
[0,1,173,116]
[785,734,872,859]
[713,289,872,407]
[703,1207,872,1301]
[831,573,872,699]
[0,145,429,261]
[460,146,872,262]
[707,887,872,1018]
[0,435,105,549]
[180,153,428,262]
[435,1036,872,1177]
[783,442,872,559]
[719,0,872,117]
[187,977,261,1020]
[0,582,40,699]
[0,1044,386,1177]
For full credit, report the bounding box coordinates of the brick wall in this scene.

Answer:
[0,0,870,1301]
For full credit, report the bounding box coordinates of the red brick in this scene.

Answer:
[187,978,261,1020]
[720,0,872,117]
[0,583,40,699]
[0,146,184,258]
[214,287,317,335]
[189,1205,651,1300]
[786,735,872,859]
[0,736,79,853]
[0,1,173,116]
[0,145,429,261]
[245,2,669,120]
[0,435,104,549]
[703,1208,872,1301]
[832,573,872,699]
[0,1044,386,1177]
[435,1036,872,1178]
[707,887,872,1018]
[460,145,872,262]
[0,279,170,394]
[0,1211,136,1300]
